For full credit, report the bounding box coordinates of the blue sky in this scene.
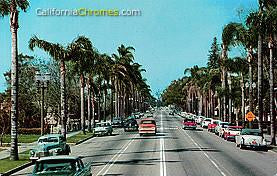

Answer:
[0,0,258,95]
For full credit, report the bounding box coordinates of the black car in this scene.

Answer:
[124,119,138,132]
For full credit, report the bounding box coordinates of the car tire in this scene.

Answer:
[236,143,239,147]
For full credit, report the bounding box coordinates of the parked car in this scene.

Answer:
[112,117,123,127]
[30,134,71,161]
[208,120,221,132]
[201,118,212,128]
[32,156,91,176]
[235,128,267,150]
[124,119,139,132]
[139,118,157,136]
[196,116,205,125]
[183,118,197,130]
[94,122,113,136]
[224,126,243,141]
[215,122,230,136]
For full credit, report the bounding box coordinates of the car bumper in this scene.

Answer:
[139,130,156,134]
[183,126,196,129]
[124,127,138,131]
[94,131,109,135]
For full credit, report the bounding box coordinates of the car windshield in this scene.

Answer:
[96,123,110,127]
[38,137,58,143]
[213,121,220,124]
[35,159,77,173]
[241,130,262,136]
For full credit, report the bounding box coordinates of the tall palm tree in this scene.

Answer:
[68,36,95,135]
[29,36,69,139]
[221,23,242,121]
[0,0,29,161]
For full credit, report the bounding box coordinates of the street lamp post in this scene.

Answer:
[35,73,50,136]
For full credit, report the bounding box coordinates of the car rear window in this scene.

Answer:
[205,119,211,122]
[141,120,155,124]
[39,137,58,143]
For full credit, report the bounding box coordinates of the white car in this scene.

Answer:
[201,118,212,128]
[196,116,205,125]
[215,122,229,136]
[235,129,267,151]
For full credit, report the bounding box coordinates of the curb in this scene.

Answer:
[75,135,94,145]
[0,161,33,176]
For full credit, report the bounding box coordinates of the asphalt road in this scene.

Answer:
[13,110,277,176]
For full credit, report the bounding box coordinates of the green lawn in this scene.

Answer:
[0,150,30,173]
[67,131,94,144]
[1,134,40,144]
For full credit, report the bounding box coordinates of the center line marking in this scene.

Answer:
[160,112,167,176]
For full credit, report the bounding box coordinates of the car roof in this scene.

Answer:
[38,134,62,139]
[37,155,79,161]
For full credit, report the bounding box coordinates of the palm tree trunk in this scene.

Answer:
[257,34,263,131]
[248,48,253,112]
[87,78,92,132]
[240,73,245,127]
[80,73,86,135]
[269,36,276,145]
[228,73,232,123]
[103,90,107,122]
[222,44,227,122]
[10,5,19,160]
[60,60,67,139]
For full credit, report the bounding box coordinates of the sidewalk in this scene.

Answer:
[0,130,80,160]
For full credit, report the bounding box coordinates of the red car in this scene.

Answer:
[224,126,243,141]
[139,118,157,136]
[183,119,197,130]
[208,120,220,133]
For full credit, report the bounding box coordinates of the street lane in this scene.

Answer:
[12,110,277,176]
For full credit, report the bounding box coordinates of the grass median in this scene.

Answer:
[67,131,94,144]
[1,134,40,144]
[0,150,30,173]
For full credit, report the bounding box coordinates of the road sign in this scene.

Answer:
[35,73,51,82]
[246,111,255,122]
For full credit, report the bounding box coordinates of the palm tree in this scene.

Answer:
[29,36,69,139]
[0,0,29,161]
[221,22,242,121]
[68,36,95,135]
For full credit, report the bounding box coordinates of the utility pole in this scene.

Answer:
[35,72,50,136]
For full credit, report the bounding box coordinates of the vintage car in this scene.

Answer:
[235,128,267,150]
[30,134,71,161]
[139,118,157,136]
[93,122,113,136]
[224,126,243,141]
[201,118,212,128]
[111,117,123,127]
[124,119,139,132]
[208,119,221,132]
[215,122,230,137]
[183,118,197,130]
[32,156,91,176]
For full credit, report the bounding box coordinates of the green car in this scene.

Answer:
[32,156,91,176]
[30,134,71,161]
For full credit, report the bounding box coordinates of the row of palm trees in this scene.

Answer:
[1,0,152,161]
[163,0,276,145]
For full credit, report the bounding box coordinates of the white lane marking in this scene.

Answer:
[94,135,135,176]
[183,130,227,176]
[160,112,167,176]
